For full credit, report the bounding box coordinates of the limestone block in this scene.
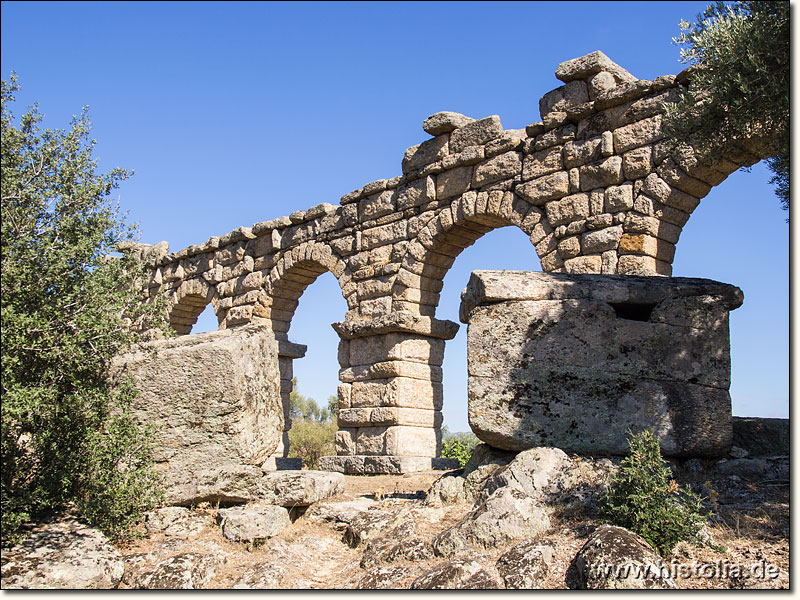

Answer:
[623,146,652,179]
[581,225,622,253]
[462,271,742,457]
[257,471,346,506]
[403,135,449,174]
[604,182,634,212]
[110,325,283,504]
[516,171,570,205]
[336,428,357,455]
[423,111,475,136]
[360,189,397,221]
[556,51,637,85]
[385,425,439,456]
[545,193,590,227]
[348,333,445,367]
[613,115,663,154]
[522,146,563,181]
[436,165,473,200]
[578,156,623,191]
[361,221,407,250]
[472,151,522,188]
[617,255,672,276]
[396,176,435,210]
[539,80,589,118]
[563,137,602,169]
[350,377,444,410]
[449,115,503,154]
[563,255,603,273]
[217,505,291,543]
[338,407,441,428]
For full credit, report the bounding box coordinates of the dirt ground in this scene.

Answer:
[116,469,789,589]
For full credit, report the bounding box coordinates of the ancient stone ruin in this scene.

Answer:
[461,270,743,457]
[120,51,767,474]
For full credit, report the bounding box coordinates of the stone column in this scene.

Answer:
[262,339,306,471]
[319,313,461,474]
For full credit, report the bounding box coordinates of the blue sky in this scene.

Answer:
[2,1,789,431]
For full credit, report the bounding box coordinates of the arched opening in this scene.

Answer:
[429,224,543,442]
[286,270,348,469]
[189,303,219,334]
[670,163,788,419]
[260,248,350,468]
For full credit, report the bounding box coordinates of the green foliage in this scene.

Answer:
[1,75,164,542]
[287,379,337,469]
[440,427,480,468]
[601,430,707,556]
[663,1,789,210]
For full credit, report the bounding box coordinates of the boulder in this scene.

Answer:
[303,497,378,530]
[357,566,410,589]
[496,541,554,589]
[572,525,676,589]
[133,552,224,589]
[731,417,789,457]
[144,507,210,539]
[217,504,291,543]
[258,470,345,507]
[461,271,742,457]
[432,487,551,557]
[481,447,572,502]
[111,325,283,505]
[410,558,503,589]
[0,517,124,589]
[232,562,286,589]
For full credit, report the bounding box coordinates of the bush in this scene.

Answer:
[441,430,480,468]
[288,420,336,470]
[601,430,707,556]
[1,75,165,543]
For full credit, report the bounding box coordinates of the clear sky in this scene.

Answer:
[2,1,789,432]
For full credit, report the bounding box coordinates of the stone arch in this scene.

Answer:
[392,190,545,316]
[169,277,219,335]
[260,241,352,340]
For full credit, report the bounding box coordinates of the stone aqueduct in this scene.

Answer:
[124,52,761,473]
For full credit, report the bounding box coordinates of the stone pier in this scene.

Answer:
[318,314,461,473]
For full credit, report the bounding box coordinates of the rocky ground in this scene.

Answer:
[1,448,789,590]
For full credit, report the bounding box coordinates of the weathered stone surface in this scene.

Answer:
[410,558,503,589]
[432,487,551,557]
[573,525,677,589]
[462,271,742,457]
[144,507,209,539]
[481,447,572,502]
[357,566,409,589]
[731,417,789,457]
[556,51,637,85]
[132,50,767,474]
[232,561,285,589]
[303,497,377,530]
[110,325,282,505]
[423,111,475,136]
[496,541,554,589]
[402,135,449,173]
[449,115,503,153]
[257,470,345,507]
[134,552,224,589]
[1,517,124,589]
[217,504,291,543]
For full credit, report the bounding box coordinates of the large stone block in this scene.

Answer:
[111,325,283,504]
[350,377,444,410]
[462,271,742,457]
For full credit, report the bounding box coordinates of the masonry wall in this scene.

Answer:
[121,51,764,472]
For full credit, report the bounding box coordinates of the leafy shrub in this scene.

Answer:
[288,420,337,470]
[601,430,707,556]
[441,430,480,468]
[287,379,337,469]
[1,76,165,543]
